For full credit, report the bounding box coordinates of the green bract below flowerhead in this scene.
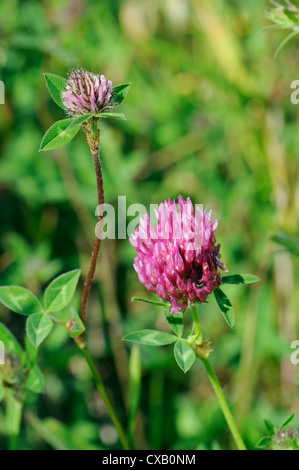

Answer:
[40,68,130,151]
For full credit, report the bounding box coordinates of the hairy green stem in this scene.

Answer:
[201,358,246,450]
[77,117,130,449]
[80,346,131,450]
[191,306,246,450]
[81,117,104,325]
[191,304,202,338]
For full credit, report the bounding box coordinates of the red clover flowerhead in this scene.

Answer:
[130,196,227,315]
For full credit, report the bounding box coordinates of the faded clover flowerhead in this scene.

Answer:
[272,428,299,450]
[40,69,129,151]
[130,195,227,315]
[62,67,114,117]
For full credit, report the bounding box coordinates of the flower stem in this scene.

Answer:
[81,118,104,325]
[191,304,202,338]
[80,346,131,450]
[201,357,246,450]
[191,306,246,450]
[5,390,23,450]
[77,118,130,449]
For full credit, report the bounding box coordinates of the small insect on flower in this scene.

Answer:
[130,196,227,314]
[62,67,114,117]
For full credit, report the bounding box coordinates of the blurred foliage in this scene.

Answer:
[265,0,299,32]
[0,0,298,450]
[265,0,299,57]
[272,229,299,255]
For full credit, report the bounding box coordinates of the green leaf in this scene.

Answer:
[26,313,53,348]
[283,8,299,24]
[67,307,85,338]
[123,329,177,346]
[131,296,171,308]
[0,322,23,357]
[288,437,299,450]
[111,83,131,107]
[264,419,276,436]
[98,112,126,120]
[25,334,39,366]
[281,413,295,429]
[214,288,235,328]
[255,436,272,449]
[39,118,81,151]
[263,24,293,33]
[24,366,44,394]
[66,113,93,132]
[43,73,66,109]
[165,310,184,337]
[221,274,260,285]
[44,270,81,313]
[174,340,196,373]
[0,286,43,316]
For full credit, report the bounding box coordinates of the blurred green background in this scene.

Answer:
[0,0,298,450]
